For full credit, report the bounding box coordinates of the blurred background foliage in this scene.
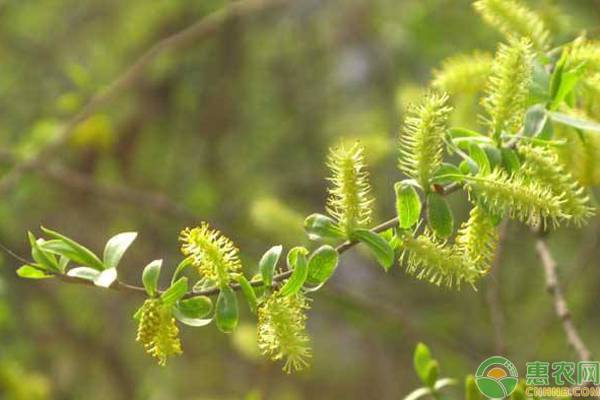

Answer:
[1,0,600,398]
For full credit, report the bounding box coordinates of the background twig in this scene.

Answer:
[0,0,286,196]
[535,236,591,361]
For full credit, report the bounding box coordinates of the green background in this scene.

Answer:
[0,0,599,398]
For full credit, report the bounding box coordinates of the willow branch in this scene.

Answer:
[534,236,592,361]
[50,216,400,299]
[34,180,462,298]
[0,0,286,196]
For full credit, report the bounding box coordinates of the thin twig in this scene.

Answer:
[46,164,196,219]
[534,236,592,361]
[0,150,196,220]
[48,217,400,299]
[0,0,286,196]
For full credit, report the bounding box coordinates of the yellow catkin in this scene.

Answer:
[257,292,312,373]
[432,52,493,94]
[326,143,373,235]
[455,206,498,273]
[399,92,452,190]
[136,299,182,366]
[473,0,550,51]
[481,37,532,139]
[180,222,242,285]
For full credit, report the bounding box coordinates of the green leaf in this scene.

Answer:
[172,307,213,327]
[529,60,550,103]
[171,257,193,285]
[304,213,345,241]
[449,127,485,138]
[414,342,433,384]
[523,105,548,136]
[465,375,482,400]
[16,265,52,279]
[395,182,422,229]
[28,233,59,272]
[216,286,239,333]
[66,266,100,281]
[160,277,188,306]
[102,232,137,270]
[426,192,454,239]
[176,296,212,319]
[459,160,472,175]
[40,227,104,270]
[57,256,69,273]
[550,58,585,110]
[425,360,439,388]
[94,267,117,288]
[549,51,566,102]
[350,229,394,271]
[306,245,339,285]
[432,163,463,185]
[236,275,258,313]
[547,111,600,133]
[482,145,501,169]
[142,259,162,296]
[279,247,309,296]
[469,144,490,174]
[501,148,521,174]
[259,245,282,289]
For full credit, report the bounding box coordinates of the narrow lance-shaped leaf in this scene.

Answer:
[41,227,105,270]
[306,245,339,285]
[172,296,213,327]
[413,342,433,384]
[28,233,59,272]
[304,213,346,241]
[259,245,283,289]
[547,111,600,133]
[67,266,101,281]
[94,267,117,288]
[236,275,258,313]
[103,232,137,270]
[395,182,422,229]
[161,277,188,306]
[501,148,521,174]
[142,259,162,296]
[469,143,490,174]
[171,257,192,284]
[16,265,52,279]
[350,229,394,271]
[279,247,309,297]
[215,285,239,333]
[424,360,439,388]
[426,192,454,238]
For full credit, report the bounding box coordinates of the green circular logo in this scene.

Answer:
[475,356,519,399]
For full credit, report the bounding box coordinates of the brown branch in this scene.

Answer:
[0,149,196,220]
[44,163,196,220]
[49,216,400,299]
[0,0,287,196]
[534,236,592,361]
